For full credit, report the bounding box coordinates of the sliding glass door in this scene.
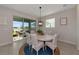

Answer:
[13,16,36,41]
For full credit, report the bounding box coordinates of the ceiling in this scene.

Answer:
[1,4,76,18]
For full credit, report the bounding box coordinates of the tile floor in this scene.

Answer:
[0,39,79,55]
[0,39,25,55]
[58,41,79,55]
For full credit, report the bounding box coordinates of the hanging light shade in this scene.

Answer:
[38,6,43,26]
[38,20,43,26]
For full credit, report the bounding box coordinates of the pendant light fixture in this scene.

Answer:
[38,6,43,26]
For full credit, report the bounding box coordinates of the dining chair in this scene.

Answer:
[45,34,57,54]
[31,34,44,55]
[30,30,36,34]
[25,32,32,50]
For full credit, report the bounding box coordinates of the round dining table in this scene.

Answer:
[38,35,55,41]
[37,35,55,50]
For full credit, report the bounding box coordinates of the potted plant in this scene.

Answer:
[37,29,44,35]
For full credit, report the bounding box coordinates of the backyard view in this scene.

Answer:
[13,16,36,41]
[13,21,29,41]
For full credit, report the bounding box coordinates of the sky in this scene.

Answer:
[13,21,29,27]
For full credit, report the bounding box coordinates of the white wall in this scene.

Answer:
[0,6,37,46]
[76,5,79,50]
[41,7,76,45]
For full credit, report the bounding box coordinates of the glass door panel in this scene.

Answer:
[13,21,23,41]
[24,22,30,33]
[31,21,36,30]
[30,21,36,34]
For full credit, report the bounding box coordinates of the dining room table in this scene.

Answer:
[37,34,56,51]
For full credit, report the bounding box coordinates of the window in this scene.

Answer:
[24,22,29,29]
[46,18,55,28]
[13,21,22,28]
[31,22,36,28]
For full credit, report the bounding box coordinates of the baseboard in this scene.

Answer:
[0,42,13,47]
[58,39,76,46]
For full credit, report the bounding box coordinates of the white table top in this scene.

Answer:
[38,35,55,42]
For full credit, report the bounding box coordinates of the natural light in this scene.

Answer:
[46,18,55,28]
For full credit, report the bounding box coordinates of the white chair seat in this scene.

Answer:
[45,34,57,50]
[46,41,57,50]
[25,32,31,45]
[31,34,44,54]
[32,42,44,51]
